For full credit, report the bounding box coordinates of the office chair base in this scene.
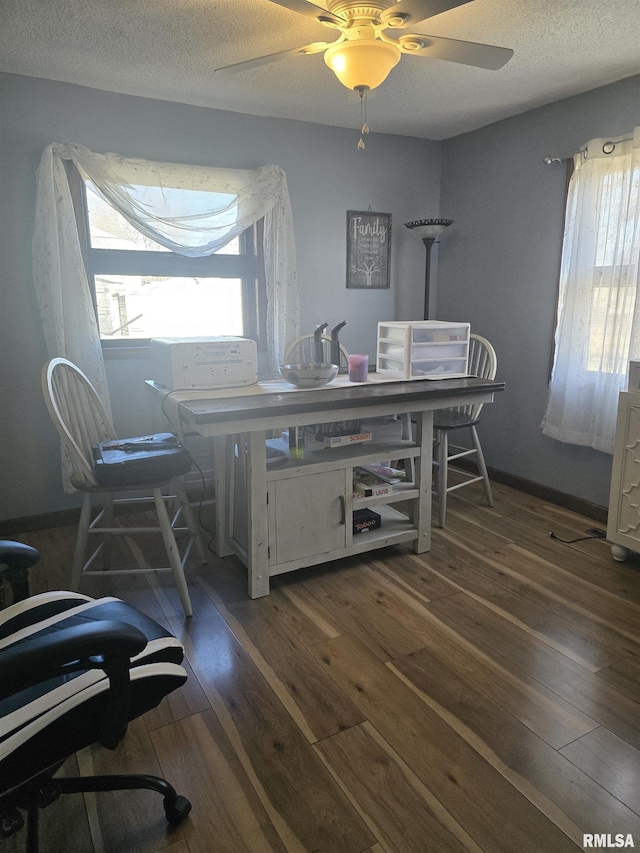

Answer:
[0,768,192,852]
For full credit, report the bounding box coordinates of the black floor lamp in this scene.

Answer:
[404,219,453,319]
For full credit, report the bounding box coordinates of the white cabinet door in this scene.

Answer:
[270,469,348,566]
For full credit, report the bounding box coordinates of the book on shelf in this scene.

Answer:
[359,464,407,484]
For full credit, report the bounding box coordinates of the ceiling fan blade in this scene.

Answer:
[381,0,473,27]
[399,33,513,69]
[268,0,343,26]
[215,42,330,74]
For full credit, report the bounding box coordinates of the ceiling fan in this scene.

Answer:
[215,0,513,93]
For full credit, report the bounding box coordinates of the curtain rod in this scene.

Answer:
[543,134,633,165]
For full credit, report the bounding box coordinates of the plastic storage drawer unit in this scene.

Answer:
[376,320,470,380]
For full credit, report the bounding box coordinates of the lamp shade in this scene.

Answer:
[405,219,453,239]
[324,40,401,91]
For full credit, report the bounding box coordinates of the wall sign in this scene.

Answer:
[346,211,391,289]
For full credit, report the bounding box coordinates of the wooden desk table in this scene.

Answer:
[147,374,505,598]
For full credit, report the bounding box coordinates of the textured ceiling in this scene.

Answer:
[1,0,639,139]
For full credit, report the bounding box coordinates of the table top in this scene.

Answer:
[146,373,505,427]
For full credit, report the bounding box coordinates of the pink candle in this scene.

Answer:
[348,354,369,382]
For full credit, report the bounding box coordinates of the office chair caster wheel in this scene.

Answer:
[0,806,24,838]
[164,794,192,825]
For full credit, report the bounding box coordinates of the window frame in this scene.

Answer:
[67,162,265,353]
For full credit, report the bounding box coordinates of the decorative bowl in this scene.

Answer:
[279,362,339,388]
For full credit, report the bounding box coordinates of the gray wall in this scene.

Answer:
[0,73,439,520]
[438,74,640,509]
[3,70,637,521]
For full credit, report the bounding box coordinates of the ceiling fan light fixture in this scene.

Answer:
[324,39,401,90]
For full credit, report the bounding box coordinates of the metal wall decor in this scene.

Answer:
[346,211,391,289]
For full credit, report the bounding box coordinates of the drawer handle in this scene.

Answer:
[339,495,346,525]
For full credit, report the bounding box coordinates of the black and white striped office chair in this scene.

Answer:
[0,546,192,852]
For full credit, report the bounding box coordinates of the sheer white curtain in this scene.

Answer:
[541,128,640,454]
[33,142,300,376]
[32,145,111,408]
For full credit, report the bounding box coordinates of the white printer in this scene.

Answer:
[150,336,258,390]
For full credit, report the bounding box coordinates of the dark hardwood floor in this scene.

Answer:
[6,479,640,852]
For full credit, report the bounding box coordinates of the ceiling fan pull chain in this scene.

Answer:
[362,89,369,135]
[357,87,369,150]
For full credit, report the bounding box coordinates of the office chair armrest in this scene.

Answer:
[0,620,148,700]
[0,540,40,569]
[0,540,40,603]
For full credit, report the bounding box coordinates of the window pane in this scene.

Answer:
[95,275,244,339]
[588,282,636,373]
[85,183,240,255]
[595,168,640,266]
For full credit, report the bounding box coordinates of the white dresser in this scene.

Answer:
[607,390,640,560]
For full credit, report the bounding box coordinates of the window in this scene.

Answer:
[586,166,640,373]
[34,144,298,391]
[71,169,265,349]
[541,130,640,453]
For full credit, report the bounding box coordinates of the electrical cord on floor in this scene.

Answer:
[189,456,217,555]
[549,528,607,544]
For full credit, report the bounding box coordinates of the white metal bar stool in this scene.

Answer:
[432,334,497,527]
[41,358,207,617]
